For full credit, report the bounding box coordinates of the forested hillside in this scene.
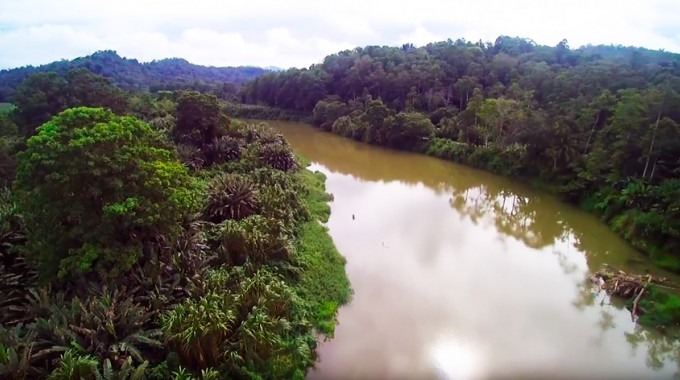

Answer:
[0,50,268,101]
[0,65,350,378]
[240,36,680,271]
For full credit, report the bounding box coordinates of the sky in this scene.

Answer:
[1,0,679,70]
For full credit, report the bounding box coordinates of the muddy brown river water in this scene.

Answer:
[268,120,680,379]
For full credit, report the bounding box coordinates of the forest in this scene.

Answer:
[0,67,350,378]
[3,33,680,378]
[239,36,680,272]
[0,50,268,102]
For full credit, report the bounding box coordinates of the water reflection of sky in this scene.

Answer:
[306,162,680,380]
[269,121,680,379]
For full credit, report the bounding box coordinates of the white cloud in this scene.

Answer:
[0,0,678,69]
[398,26,444,47]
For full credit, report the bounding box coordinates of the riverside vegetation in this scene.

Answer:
[238,37,680,327]
[0,68,350,379]
[3,34,680,376]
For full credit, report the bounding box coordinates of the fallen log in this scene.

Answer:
[591,267,674,322]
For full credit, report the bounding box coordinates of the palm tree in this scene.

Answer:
[204,174,260,223]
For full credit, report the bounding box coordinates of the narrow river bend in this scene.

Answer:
[268,120,680,379]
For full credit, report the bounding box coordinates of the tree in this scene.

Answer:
[544,120,579,172]
[11,69,131,137]
[64,68,129,114]
[172,90,228,148]
[477,97,521,145]
[14,107,199,281]
[383,112,435,150]
[312,97,348,131]
[361,98,389,126]
[10,72,68,136]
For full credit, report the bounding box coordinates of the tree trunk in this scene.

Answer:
[583,111,600,155]
[650,159,658,180]
[642,111,661,179]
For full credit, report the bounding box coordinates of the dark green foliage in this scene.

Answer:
[1,54,350,378]
[14,107,199,281]
[241,36,680,271]
[4,110,349,378]
[313,98,349,131]
[203,173,260,223]
[10,69,129,136]
[222,102,308,123]
[0,289,160,379]
[212,215,293,266]
[259,142,299,172]
[0,189,35,325]
[33,288,162,368]
[636,287,680,327]
[10,72,68,136]
[206,136,242,165]
[383,112,435,150]
[0,113,18,186]
[175,144,205,171]
[0,51,268,102]
[172,91,228,149]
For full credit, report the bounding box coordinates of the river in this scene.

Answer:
[267,120,680,379]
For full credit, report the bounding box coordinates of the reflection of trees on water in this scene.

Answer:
[571,274,680,373]
[449,186,566,251]
[276,121,680,372]
[626,328,680,371]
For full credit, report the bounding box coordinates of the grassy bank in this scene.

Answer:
[295,168,351,336]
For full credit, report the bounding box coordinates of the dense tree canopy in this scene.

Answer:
[10,69,129,136]
[14,107,199,280]
[0,50,269,102]
[1,72,349,378]
[241,36,680,271]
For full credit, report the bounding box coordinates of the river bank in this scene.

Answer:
[232,102,678,275]
[264,119,680,378]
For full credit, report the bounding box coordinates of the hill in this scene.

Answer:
[0,50,269,101]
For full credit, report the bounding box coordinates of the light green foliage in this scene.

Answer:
[0,103,15,115]
[14,107,199,280]
[637,287,680,327]
[47,350,100,380]
[425,138,472,162]
[294,170,351,336]
[48,351,150,380]
[170,367,220,380]
[162,266,315,378]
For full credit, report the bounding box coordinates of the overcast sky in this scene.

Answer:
[1,0,679,70]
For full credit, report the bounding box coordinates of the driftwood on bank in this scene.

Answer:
[591,266,675,322]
